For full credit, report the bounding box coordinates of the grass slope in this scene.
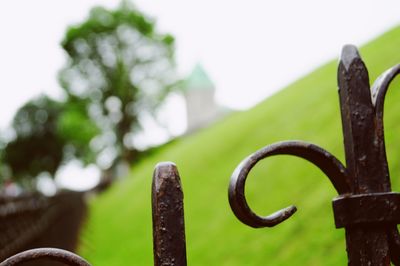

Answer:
[80,26,400,265]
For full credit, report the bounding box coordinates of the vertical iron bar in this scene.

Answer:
[338,45,391,265]
[152,162,187,266]
[338,45,390,193]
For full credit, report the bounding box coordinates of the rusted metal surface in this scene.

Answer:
[229,45,400,265]
[0,248,91,266]
[229,141,350,228]
[333,193,400,227]
[336,44,400,265]
[152,162,187,266]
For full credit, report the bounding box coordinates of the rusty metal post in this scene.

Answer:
[228,44,400,265]
[335,45,392,265]
[152,162,187,266]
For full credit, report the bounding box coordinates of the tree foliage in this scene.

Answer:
[2,95,99,182]
[3,96,65,181]
[0,1,177,184]
[59,2,178,169]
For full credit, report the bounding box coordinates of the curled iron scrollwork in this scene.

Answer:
[228,45,400,264]
[228,141,350,228]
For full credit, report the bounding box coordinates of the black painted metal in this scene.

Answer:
[228,45,400,265]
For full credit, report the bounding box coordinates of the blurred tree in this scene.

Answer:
[59,1,178,171]
[3,96,65,182]
[3,95,98,183]
[57,97,99,165]
[0,138,9,184]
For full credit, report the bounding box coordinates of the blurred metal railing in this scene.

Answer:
[0,191,86,265]
[0,195,52,260]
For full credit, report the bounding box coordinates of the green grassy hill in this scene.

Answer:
[80,26,400,265]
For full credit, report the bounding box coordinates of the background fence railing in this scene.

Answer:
[0,191,87,264]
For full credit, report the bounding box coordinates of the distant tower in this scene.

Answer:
[183,64,219,133]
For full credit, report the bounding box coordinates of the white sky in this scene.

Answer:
[1,0,400,131]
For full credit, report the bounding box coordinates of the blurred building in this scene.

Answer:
[183,64,223,133]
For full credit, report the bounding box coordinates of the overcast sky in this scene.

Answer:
[1,0,399,130]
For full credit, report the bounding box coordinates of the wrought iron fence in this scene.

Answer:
[0,191,86,265]
[1,44,400,265]
[228,45,400,265]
